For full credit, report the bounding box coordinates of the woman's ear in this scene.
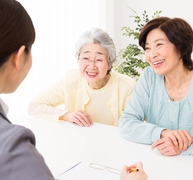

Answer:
[13,45,26,70]
[108,64,112,70]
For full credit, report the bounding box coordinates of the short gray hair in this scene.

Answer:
[75,28,116,67]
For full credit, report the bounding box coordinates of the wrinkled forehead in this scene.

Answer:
[80,43,107,57]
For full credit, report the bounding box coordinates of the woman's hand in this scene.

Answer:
[120,162,148,180]
[152,129,193,156]
[152,137,181,156]
[60,110,93,127]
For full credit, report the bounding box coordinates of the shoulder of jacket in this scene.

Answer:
[0,119,35,145]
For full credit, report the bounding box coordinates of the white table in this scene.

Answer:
[20,117,193,180]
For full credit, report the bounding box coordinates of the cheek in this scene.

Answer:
[28,57,32,71]
[29,58,32,68]
[99,65,110,75]
[78,63,86,74]
[145,53,150,62]
[103,63,111,70]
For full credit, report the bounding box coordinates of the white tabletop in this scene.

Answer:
[20,117,193,180]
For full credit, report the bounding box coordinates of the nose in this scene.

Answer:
[88,60,96,68]
[149,48,158,59]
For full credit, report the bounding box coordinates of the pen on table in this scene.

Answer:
[55,161,81,178]
[63,162,81,173]
[129,168,139,172]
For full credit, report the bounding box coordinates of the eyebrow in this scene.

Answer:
[82,51,105,55]
[145,38,166,45]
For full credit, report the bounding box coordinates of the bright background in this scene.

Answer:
[2,0,192,123]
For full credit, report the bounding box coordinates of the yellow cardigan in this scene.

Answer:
[28,69,135,126]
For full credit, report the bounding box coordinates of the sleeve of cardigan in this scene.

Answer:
[28,75,68,121]
[119,67,165,144]
[180,143,193,156]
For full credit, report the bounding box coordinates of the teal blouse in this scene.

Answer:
[119,66,193,155]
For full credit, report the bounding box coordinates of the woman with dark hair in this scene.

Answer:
[0,0,54,179]
[119,17,193,156]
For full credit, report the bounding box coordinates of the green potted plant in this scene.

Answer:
[113,7,162,80]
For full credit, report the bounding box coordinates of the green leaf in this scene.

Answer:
[113,7,162,80]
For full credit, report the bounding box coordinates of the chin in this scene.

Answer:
[155,72,163,76]
[153,68,165,76]
[7,86,19,94]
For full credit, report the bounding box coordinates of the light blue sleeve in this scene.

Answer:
[180,144,193,156]
[119,67,165,144]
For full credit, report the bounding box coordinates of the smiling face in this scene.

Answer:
[78,43,111,88]
[145,28,181,75]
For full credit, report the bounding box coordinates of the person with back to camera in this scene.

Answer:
[28,28,136,127]
[0,0,55,179]
[119,16,193,156]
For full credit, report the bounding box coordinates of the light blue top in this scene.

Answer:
[119,66,193,155]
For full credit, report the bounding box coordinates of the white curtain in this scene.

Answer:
[2,0,117,123]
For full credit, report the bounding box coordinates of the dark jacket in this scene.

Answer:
[0,103,54,180]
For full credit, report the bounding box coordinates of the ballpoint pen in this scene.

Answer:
[129,168,139,172]
[63,162,81,173]
[55,161,81,179]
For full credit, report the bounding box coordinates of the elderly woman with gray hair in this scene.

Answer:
[28,28,135,127]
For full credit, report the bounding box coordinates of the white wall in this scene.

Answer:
[2,0,112,122]
[2,0,192,123]
[115,0,193,52]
